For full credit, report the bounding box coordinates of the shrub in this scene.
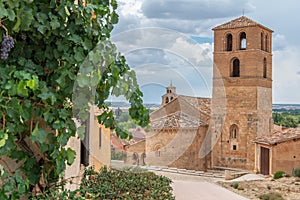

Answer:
[111,151,127,160]
[258,192,284,200]
[293,167,300,177]
[30,167,175,199]
[273,171,287,179]
[232,182,239,189]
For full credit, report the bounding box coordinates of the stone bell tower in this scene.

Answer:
[161,84,177,106]
[211,16,273,170]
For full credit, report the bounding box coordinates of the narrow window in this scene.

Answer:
[263,58,267,78]
[230,124,238,139]
[81,114,90,166]
[265,35,268,52]
[226,34,232,51]
[165,97,169,104]
[156,151,160,157]
[261,32,264,50]
[232,59,240,77]
[171,97,173,101]
[240,32,246,50]
[99,127,102,148]
[233,145,237,150]
[233,128,237,139]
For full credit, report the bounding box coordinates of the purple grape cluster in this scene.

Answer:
[0,35,14,60]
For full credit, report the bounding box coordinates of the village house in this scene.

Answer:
[65,106,111,190]
[254,126,300,175]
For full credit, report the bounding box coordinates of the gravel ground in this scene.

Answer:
[218,176,300,200]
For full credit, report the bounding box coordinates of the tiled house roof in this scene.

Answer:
[178,95,211,117]
[254,128,300,145]
[213,16,273,32]
[151,111,207,129]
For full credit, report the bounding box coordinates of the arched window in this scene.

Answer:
[230,124,238,139]
[261,32,264,50]
[165,97,169,104]
[265,35,268,52]
[231,58,240,77]
[226,33,232,51]
[263,58,267,78]
[240,32,246,50]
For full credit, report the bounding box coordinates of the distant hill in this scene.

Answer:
[106,101,300,112]
[273,104,300,112]
[106,101,160,109]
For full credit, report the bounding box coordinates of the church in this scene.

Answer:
[146,16,300,175]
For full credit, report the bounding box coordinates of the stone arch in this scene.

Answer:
[229,124,239,139]
[165,97,169,104]
[231,58,240,77]
[261,32,264,50]
[240,32,246,50]
[263,58,267,78]
[265,34,269,52]
[153,143,162,157]
[226,33,233,51]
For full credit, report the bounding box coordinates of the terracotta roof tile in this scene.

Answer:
[213,16,273,32]
[254,128,300,145]
[151,111,207,129]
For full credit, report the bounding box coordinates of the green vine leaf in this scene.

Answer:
[0,131,8,148]
[66,148,76,165]
[0,1,149,197]
[30,123,47,143]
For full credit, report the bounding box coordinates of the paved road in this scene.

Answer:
[172,180,249,200]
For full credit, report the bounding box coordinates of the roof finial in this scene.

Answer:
[170,80,172,86]
[243,9,245,16]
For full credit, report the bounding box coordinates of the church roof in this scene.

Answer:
[177,95,211,117]
[151,111,207,129]
[212,16,273,32]
[254,128,300,145]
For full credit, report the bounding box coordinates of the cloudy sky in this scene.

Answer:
[109,0,300,104]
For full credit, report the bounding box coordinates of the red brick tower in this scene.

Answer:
[211,16,273,170]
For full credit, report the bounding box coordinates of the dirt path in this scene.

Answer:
[152,170,249,200]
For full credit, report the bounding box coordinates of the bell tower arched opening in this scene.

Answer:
[226,33,233,51]
[231,58,240,77]
[240,32,246,50]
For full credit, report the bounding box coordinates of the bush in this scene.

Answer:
[273,171,287,179]
[258,192,284,200]
[293,167,300,177]
[111,151,127,160]
[30,167,175,199]
[232,182,239,189]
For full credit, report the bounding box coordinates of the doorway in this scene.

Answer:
[260,147,270,175]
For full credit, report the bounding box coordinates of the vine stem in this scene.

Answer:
[2,113,5,131]
[0,18,9,36]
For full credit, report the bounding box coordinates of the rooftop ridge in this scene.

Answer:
[213,16,273,32]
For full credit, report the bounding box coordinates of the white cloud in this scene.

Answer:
[273,34,288,51]
[273,46,300,104]
[141,0,255,20]
[113,0,300,104]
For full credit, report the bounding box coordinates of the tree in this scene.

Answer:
[272,112,298,128]
[0,0,149,198]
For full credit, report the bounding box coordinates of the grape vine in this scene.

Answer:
[0,0,149,198]
[0,34,14,59]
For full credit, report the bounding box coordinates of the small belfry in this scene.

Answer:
[211,16,273,170]
[161,82,177,106]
